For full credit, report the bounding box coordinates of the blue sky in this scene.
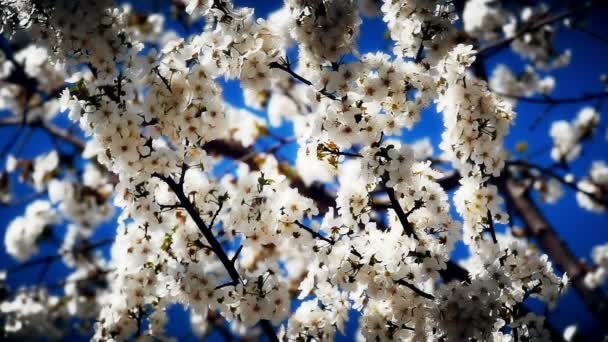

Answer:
[1,0,607,340]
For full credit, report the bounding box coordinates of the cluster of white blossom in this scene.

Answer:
[284,142,466,340]
[463,0,508,40]
[3,152,114,271]
[443,233,568,341]
[0,44,66,117]
[0,0,600,340]
[534,177,565,204]
[550,106,600,163]
[49,165,115,269]
[437,44,513,246]
[6,150,59,192]
[62,266,110,327]
[295,51,435,182]
[490,64,555,105]
[506,5,572,69]
[381,0,457,62]
[4,200,58,261]
[576,161,608,213]
[0,289,66,339]
[463,1,571,69]
[8,1,120,69]
[585,242,608,289]
[286,0,360,64]
[46,2,321,336]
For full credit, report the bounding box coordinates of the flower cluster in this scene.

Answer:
[0,289,66,339]
[490,64,555,106]
[0,0,596,340]
[436,233,568,341]
[296,52,435,180]
[286,0,360,64]
[437,44,513,246]
[6,151,59,192]
[48,164,114,229]
[550,106,600,163]
[381,0,457,62]
[0,44,66,117]
[4,200,58,261]
[576,161,608,213]
[463,0,508,40]
[506,5,572,69]
[584,242,608,289]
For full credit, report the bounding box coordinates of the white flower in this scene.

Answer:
[411,138,434,160]
[287,0,360,63]
[534,178,564,204]
[463,0,507,40]
[5,155,18,172]
[4,200,59,261]
[32,150,59,192]
[563,325,578,341]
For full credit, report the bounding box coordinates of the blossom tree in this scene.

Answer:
[0,0,607,340]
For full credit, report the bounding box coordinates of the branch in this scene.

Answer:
[493,90,608,105]
[508,160,608,207]
[440,260,471,284]
[571,24,608,45]
[383,179,419,240]
[152,170,278,342]
[204,139,337,213]
[394,278,435,300]
[502,177,608,327]
[437,170,461,191]
[485,210,498,244]
[205,311,237,342]
[269,61,338,101]
[152,171,241,283]
[8,238,114,273]
[293,220,334,244]
[231,136,296,166]
[319,145,363,158]
[476,1,600,57]
[0,116,86,150]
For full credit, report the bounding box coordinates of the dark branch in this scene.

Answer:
[486,210,498,244]
[293,220,334,244]
[8,238,114,273]
[269,61,338,101]
[394,278,435,300]
[501,176,608,326]
[508,160,608,207]
[152,170,278,341]
[383,180,419,240]
[152,171,241,283]
[476,1,600,57]
[494,90,608,105]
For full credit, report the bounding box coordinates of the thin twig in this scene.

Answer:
[8,238,114,273]
[269,61,338,101]
[394,278,435,300]
[508,160,607,207]
[293,220,334,244]
[477,1,599,56]
[486,210,498,244]
[383,179,419,240]
[493,90,608,105]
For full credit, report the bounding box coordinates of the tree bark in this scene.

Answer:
[502,177,608,327]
